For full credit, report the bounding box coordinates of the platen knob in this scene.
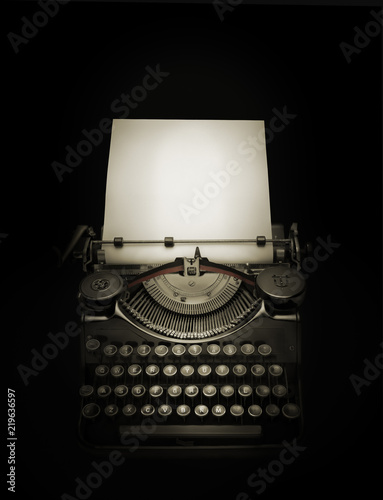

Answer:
[255,265,306,308]
[79,271,124,309]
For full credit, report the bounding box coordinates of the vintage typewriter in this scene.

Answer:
[76,119,307,452]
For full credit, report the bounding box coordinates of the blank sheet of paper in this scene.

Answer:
[102,119,273,265]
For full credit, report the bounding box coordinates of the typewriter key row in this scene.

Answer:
[93,363,283,378]
[82,402,300,419]
[86,341,273,357]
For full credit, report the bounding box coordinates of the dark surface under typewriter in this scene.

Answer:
[77,226,306,453]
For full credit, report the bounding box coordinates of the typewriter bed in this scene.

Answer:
[79,316,302,450]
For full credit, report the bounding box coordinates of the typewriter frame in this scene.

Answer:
[76,223,306,454]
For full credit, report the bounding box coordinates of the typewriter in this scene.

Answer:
[76,119,307,452]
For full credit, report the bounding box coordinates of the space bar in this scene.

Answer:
[119,425,262,438]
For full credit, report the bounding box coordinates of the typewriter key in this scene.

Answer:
[223,344,237,356]
[95,365,109,377]
[258,344,272,356]
[79,385,94,397]
[207,344,220,355]
[230,404,244,417]
[128,364,142,376]
[266,404,280,418]
[216,365,230,377]
[251,364,265,377]
[141,404,155,416]
[86,339,100,352]
[272,385,287,398]
[212,404,226,417]
[198,364,211,376]
[122,404,136,416]
[145,364,160,376]
[241,344,255,355]
[220,385,234,398]
[158,404,172,417]
[132,385,146,397]
[111,365,124,377]
[248,405,263,418]
[195,404,209,417]
[114,385,128,397]
[255,385,270,397]
[177,405,191,417]
[137,344,151,357]
[104,345,117,357]
[233,364,247,376]
[188,344,202,356]
[154,345,169,357]
[185,385,199,398]
[203,385,217,397]
[238,384,252,397]
[105,404,119,417]
[172,344,186,356]
[168,385,182,397]
[282,403,301,419]
[82,403,100,419]
[268,364,283,376]
[97,385,111,398]
[149,385,163,397]
[180,365,194,377]
[119,345,133,357]
[163,365,177,377]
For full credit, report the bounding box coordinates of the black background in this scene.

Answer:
[3,1,382,499]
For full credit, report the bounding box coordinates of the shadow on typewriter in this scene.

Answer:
[75,223,308,456]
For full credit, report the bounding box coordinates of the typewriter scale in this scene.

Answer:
[76,119,307,452]
[77,226,306,451]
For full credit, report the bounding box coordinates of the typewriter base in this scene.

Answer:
[78,312,303,454]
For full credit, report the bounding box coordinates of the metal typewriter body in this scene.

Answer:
[77,223,306,452]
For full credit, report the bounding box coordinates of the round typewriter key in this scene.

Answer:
[248,404,263,418]
[114,385,128,397]
[188,344,202,356]
[272,385,287,398]
[185,385,199,398]
[105,404,119,417]
[141,404,155,416]
[79,385,94,398]
[122,404,136,416]
[149,385,163,397]
[128,364,142,376]
[158,404,172,417]
[82,403,100,419]
[155,345,169,357]
[268,364,283,376]
[251,364,265,377]
[97,385,111,398]
[163,364,177,377]
[266,404,280,418]
[220,385,235,397]
[256,385,270,397]
[212,404,226,417]
[95,365,109,377]
[111,365,124,377]
[238,384,253,397]
[198,364,211,376]
[172,344,186,356]
[168,385,182,397]
[223,344,237,356]
[137,344,151,357]
[282,403,301,419]
[207,344,220,355]
[177,404,191,417]
[145,364,160,376]
[86,339,100,352]
[180,365,194,377]
[258,344,272,356]
[230,404,244,417]
[119,344,133,357]
[241,343,255,355]
[233,364,247,376]
[104,344,118,357]
[216,364,230,377]
[195,404,209,417]
[203,385,217,397]
[132,384,146,397]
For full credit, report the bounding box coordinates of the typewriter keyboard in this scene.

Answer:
[79,336,302,448]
